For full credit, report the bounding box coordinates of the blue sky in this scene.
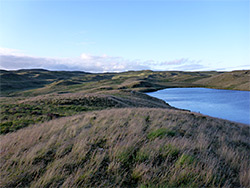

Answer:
[0,0,249,72]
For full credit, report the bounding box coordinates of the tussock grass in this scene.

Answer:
[147,128,176,140]
[1,108,249,187]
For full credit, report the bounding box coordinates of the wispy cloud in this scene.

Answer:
[146,58,205,71]
[216,64,250,71]
[0,47,207,72]
[0,47,26,56]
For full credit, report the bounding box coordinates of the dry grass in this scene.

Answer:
[195,70,250,91]
[0,90,173,134]
[1,108,249,187]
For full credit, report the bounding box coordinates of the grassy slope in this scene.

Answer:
[0,90,173,134]
[0,69,220,97]
[195,70,250,91]
[1,108,249,187]
[1,70,249,98]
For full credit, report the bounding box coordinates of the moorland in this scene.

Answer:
[0,69,249,187]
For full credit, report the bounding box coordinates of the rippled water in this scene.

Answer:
[147,88,250,125]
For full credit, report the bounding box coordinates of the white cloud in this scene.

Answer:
[0,47,208,72]
[80,53,92,60]
[0,47,26,56]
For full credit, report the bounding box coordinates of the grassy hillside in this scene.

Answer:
[0,69,220,97]
[1,69,249,187]
[195,70,250,91]
[1,69,249,98]
[1,108,249,187]
[0,91,172,134]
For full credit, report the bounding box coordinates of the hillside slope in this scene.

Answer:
[1,69,249,98]
[0,69,222,97]
[195,70,250,91]
[1,108,249,187]
[0,90,173,134]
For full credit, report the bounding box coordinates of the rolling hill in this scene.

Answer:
[1,70,249,98]
[195,70,250,91]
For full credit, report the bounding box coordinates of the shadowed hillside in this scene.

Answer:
[1,108,249,187]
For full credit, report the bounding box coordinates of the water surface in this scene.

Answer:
[147,88,250,125]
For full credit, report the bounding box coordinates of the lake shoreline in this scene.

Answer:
[147,87,250,125]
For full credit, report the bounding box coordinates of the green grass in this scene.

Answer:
[175,153,195,167]
[135,150,150,163]
[116,147,136,165]
[160,144,180,159]
[147,128,176,140]
[0,102,103,134]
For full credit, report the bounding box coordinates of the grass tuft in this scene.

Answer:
[147,128,176,140]
[175,154,195,167]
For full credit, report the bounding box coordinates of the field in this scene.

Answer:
[0,69,250,187]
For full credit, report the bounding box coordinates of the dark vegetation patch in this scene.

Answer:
[0,101,102,134]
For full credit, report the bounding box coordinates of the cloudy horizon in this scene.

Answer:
[1,47,250,73]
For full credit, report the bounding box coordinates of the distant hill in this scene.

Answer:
[195,70,250,91]
[0,69,90,95]
[2,69,249,97]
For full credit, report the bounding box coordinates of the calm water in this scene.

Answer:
[147,88,250,125]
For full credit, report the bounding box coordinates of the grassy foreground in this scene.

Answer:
[1,108,249,187]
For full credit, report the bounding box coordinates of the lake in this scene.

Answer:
[147,88,250,125]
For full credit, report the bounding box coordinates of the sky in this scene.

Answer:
[0,0,249,72]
